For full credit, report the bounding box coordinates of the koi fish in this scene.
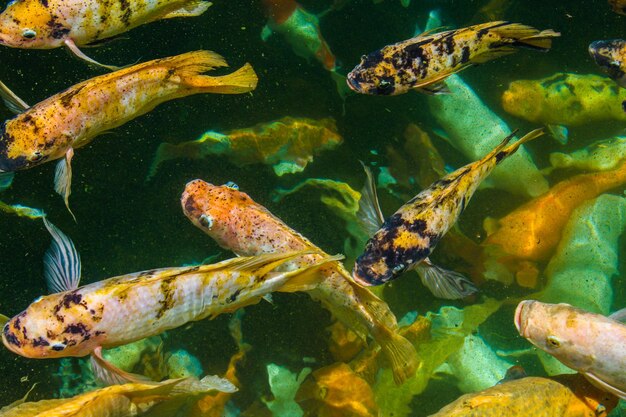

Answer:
[0,51,257,218]
[589,40,626,88]
[347,21,559,96]
[353,129,544,298]
[0,376,236,417]
[515,300,626,400]
[428,374,617,417]
[0,0,212,69]
[261,0,337,71]
[609,0,626,14]
[181,179,419,384]
[2,218,335,383]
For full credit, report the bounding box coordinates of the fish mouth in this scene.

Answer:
[514,300,534,337]
[346,72,361,92]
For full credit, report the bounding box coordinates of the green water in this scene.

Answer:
[0,0,625,415]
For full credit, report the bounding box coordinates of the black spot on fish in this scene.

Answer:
[460,46,471,64]
[226,288,242,304]
[95,330,105,336]
[495,151,507,163]
[0,124,28,172]
[139,269,157,277]
[39,0,48,7]
[375,77,396,95]
[183,195,199,217]
[541,73,569,88]
[59,86,84,108]
[32,337,49,347]
[46,19,70,39]
[4,330,21,347]
[63,323,88,335]
[406,219,428,234]
[51,344,65,351]
[360,50,384,69]
[156,276,176,319]
[119,0,132,26]
[441,34,455,54]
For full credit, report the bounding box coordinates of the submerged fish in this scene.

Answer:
[2,218,334,382]
[608,0,626,15]
[0,51,257,217]
[515,300,626,400]
[347,21,559,96]
[181,179,419,384]
[353,129,544,298]
[0,376,235,417]
[589,40,626,88]
[0,0,211,69]
[428,374,617,417]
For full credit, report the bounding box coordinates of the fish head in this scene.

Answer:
[588,40,626,88]
[0,0,66,49]
[347,50,400,96]
[501,80,545,122]
[0,121,62,172]
[352,248,399,286]
[514,300,596,371]
[2,292,102,358]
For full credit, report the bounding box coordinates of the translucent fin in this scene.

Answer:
[547,124,568,145]
[171,375,237,394]
[43,217,81,293]
[415,258,478,299]
[64,38,122,71]
[0,80,29,114]
[416,81,451,95]
[0,172,15,192]
[278,253,345,293]
[609,308,626,323]
[183,62,258,94]
[54,148,76,222]
[357,162,385,237]
[90,347,154,386]
[379,329,419,385]
[584,371,626,401]
[162,0,212,18]
[260,25,273,41]
[228,250,319,275]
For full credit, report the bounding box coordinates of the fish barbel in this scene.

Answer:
[515,300,626,400]
[181,179,419,384]
[0,51,257,216]
[0,0,211,68]
[347,21,559,96]
[2,219,335,363]
[353,129,544,297]
[589,39,626,88]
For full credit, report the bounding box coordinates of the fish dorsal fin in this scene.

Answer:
[43,217,81,293]
[0,80,29,114]
[357,162,385,237]
[609,308,626,323]
[226,250,318,275]
[90,347,155,386]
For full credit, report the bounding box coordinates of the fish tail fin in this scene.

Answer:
[182,56,258,94]
[277,253,344,293]
[490,22,560,51]
[147,142,177,180]
[378,329,419,385]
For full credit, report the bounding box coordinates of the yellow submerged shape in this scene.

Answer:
[428,375,617,417]
[0,0,212,68]
[501,73,626,125]
[149,116,342,178]
[0,376,236,417]
[0,51,257,215]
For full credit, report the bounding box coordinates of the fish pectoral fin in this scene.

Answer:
[278,253,344,293]
[414,258,478,299]
[415,81,451,95]
[0,172,15,192]
[162,0,212,18]
[357,162,385,237]
[90,347,155,386]
[583,371,626,401]
[0,313,9,328]
[43,217,81,293]
[0,80,29,114]
[609,307,626,323]
[54,148,77,222]
[63,39,122,71]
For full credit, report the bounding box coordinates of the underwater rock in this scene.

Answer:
[548,136,626,172]
[428,374,618,417]
[428,74,548,197]
[296,362,378,417]
[540,194,626,315]
[482,160,626,287]
[264,364,311,417]
[149,116,342,178]
[501,73,626,126]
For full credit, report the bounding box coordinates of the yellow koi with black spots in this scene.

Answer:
[353,129,544,297]
[347,21,559,96]
[0,50,257,216]
[1,220,334,366]
[0,0,211,68]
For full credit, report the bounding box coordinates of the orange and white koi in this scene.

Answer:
[347,21,559,96]
[353,129,544,299]
[261,0,337,71]
[181,179,419,384]
[0,0,211,69]
[0,51,257,217]
[2,218,334,382]
[515,300,626,400]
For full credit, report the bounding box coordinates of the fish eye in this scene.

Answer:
[21,28,36,39]
[30,151,43,162]
[546,335,561,348]
[51,343,66,351]
[199,214,213,229]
